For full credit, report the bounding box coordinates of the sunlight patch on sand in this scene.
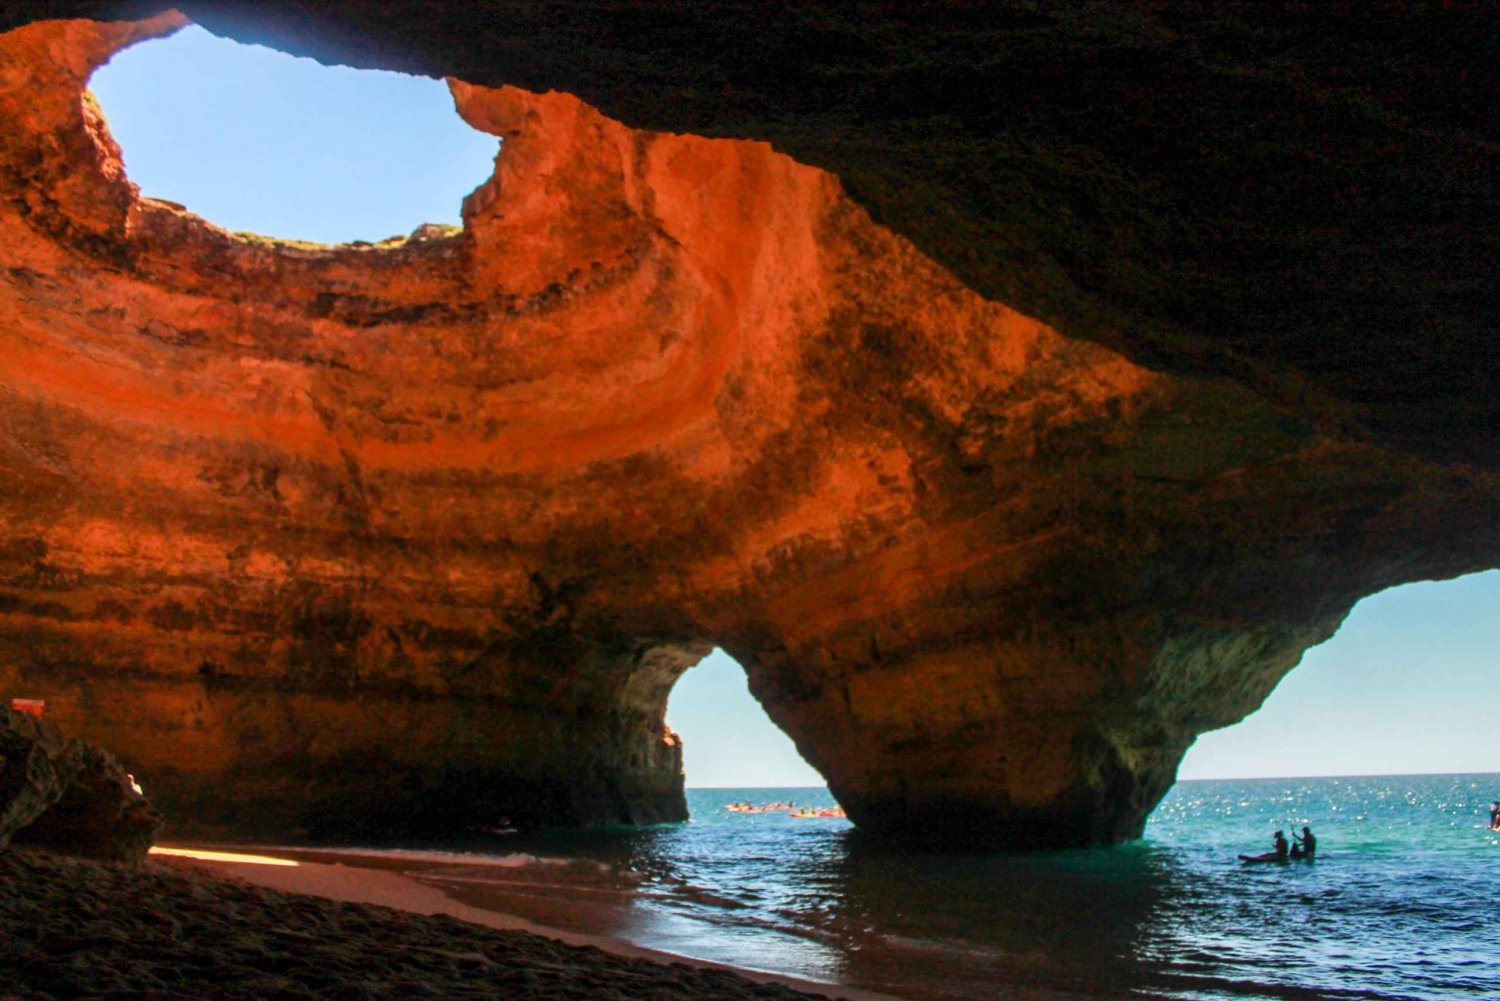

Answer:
[150,847,300,867]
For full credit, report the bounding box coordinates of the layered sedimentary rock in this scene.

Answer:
[0,12,1495,846]
[8,0,1493,472]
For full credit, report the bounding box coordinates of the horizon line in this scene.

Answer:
[1175,768,1500,782]
[688,769,1500,790]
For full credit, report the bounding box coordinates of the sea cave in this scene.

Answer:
[0,4,1496,854]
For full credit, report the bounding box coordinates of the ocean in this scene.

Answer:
[308,774,1500,1000]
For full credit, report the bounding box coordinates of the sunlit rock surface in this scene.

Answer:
[10,0,1493,472]
[0,12,1495,847]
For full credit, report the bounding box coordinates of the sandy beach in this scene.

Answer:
[0,844,896,1000]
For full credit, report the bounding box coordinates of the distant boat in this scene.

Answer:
[725,801,846,818]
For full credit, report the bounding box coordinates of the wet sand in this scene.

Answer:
[0,845,896,999]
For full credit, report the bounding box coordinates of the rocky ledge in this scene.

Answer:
[0,9,1494,848]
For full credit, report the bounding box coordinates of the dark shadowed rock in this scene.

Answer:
[0,708,162,863]
[0,707,68,841]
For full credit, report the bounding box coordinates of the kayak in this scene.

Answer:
[1238,853,1315,863]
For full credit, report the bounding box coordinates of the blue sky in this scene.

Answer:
[91,25,496,244]
[671,571,1498,786]
[90,27,1498,788]
[1174,570,1498,780]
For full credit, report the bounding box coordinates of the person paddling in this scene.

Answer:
[1489,802,1500,831]
[1238,829,1293,863]
[1291,825,1316,859]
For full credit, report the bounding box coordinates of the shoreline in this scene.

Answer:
[0,843,901,1000]
[154,842,901,1001]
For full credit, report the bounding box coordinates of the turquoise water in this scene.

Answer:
[355,775,1500,999]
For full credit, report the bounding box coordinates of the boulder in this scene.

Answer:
[0,707,68,842]
[0,707,162,863]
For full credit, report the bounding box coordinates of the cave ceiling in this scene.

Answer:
[7,1,1495,469]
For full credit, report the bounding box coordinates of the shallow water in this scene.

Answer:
[321,775,1500,999]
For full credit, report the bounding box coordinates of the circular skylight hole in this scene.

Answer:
[88,24,498,246]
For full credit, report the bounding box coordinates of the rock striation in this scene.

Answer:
[11,0,1491,473]
[0,11,1495,847]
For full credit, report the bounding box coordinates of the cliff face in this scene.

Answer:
[0,12,1495,846]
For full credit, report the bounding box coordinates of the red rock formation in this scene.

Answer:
[0,15,1495,846]
[14,0,1489,473]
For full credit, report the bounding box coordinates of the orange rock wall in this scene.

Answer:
[1,17,1496,844]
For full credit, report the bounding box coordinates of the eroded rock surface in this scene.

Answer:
[7,1,1494,471]
[0,14,1495,846]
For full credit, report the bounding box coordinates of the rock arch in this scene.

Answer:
[0,13,1495,847]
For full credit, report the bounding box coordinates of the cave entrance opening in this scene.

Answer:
[87,23,498,246]
[665,649,825,811]
[1175,570,1499,782]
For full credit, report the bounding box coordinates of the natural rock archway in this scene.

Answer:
[0,12,1495,847]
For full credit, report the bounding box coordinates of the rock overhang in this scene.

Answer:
[8,0,1488,470]
[0,5,1495,849]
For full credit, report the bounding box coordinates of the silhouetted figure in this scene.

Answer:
[1291,825,1316,859]
[1238,829,1293,863]
[1490,802,1500,830]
